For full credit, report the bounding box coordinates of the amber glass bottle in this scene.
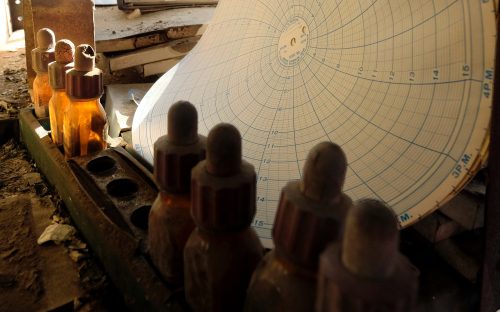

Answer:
[63,44,107,158]
[184,123,264,312]
[31,28,55,118]
[316,199,419,312]
[148,100,206,287]
[48,39,74,145]
[245,142,352,312]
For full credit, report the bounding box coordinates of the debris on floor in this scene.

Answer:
[0,49,30,123]
[0,140,127,311]
[37,223,77,245]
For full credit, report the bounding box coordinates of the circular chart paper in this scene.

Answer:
[133,0,496,247]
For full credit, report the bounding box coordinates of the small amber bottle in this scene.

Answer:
[245,142,352,312]
[148,100,206,286]
[316,199,419,312]
[63,44,107,158]
[48,39,75,145]
[31,28,55,118]
[184,123,264,312]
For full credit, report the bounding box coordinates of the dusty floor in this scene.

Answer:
[0,49,126,312]
[0,141,43,312]
[0,49,30,119]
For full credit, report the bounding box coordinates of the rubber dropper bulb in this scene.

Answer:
[74,44,95,72]
[167,100,199,145]
[272,141,352,268]
[154,100,206,192]
[32,28,55,73]
[49,40,75,90]
[206,123,242,177]
[54,39,75,64]
[36,28,55,50]
[341,199,399,279]
[300,142,347,205]
[66,44,103,100]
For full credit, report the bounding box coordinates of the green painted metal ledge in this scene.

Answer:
[19,108,182,312]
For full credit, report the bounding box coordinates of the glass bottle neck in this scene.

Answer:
[68,97,101,104]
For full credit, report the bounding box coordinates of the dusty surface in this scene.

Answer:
[0,143,43,312]
[0,49,41,311]
[0,48,126,311]
[0,48,30,119]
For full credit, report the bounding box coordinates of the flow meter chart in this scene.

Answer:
[133,0,496,247]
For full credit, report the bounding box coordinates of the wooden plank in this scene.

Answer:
[439,192,484,230]
[96,25,206,53]
[97,32,166,53]
[97,37,137,53]
[118,0,217,12]
[31,0,95,49]
[23,0,35,87]
[435,239,480,283]
[94,5,214,41]
[412,212,464,244]
[109,36,198,71]
[167,24,206,39]
[142,57,181,76]
[95,0,117,5]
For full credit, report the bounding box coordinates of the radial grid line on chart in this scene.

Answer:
[301,56,461,162]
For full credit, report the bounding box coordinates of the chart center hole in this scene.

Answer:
[278,17,309,66]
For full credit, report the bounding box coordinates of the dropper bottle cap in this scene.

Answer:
[48,39,75,90]
[154,101,207,193]
[66,44,103,99]
[191,123,256,231]
[31,28,55,73]
[272,142,352,269]
[341,199,399,279]
[316,199,419,310]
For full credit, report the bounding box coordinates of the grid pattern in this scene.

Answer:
[132,0,496,248]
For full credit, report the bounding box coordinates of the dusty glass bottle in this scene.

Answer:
[63,44,107,158]
[245,142,352,312]
[48,39,74,145]
[184,123,264,312]
[148,100,206,287]
[316,199,419,312]
[31,28,55,118]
